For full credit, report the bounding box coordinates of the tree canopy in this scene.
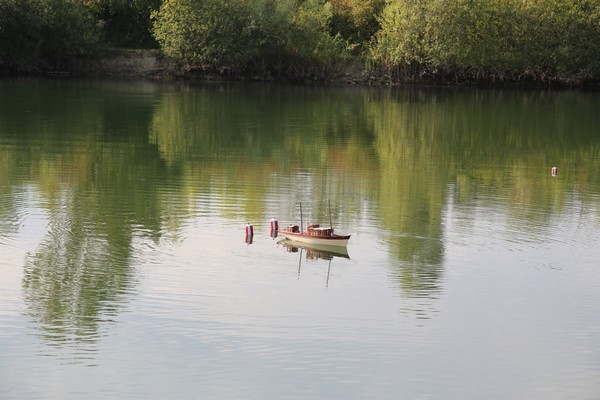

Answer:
[0,0,101,72]
[152,0,349,77]
[0,0,598,84]
[369,0,600,83]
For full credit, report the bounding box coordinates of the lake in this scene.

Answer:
[1,79,599,400]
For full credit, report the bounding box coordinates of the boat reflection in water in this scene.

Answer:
[278,239,350,287]
[278,239,350,260]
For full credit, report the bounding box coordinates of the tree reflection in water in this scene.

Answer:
[22,187,134,354]
[0,80,597,344]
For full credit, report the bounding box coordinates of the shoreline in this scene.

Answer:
[6,49,598,89]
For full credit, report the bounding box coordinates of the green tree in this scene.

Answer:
[369,0,600,84]
[151,0,348,77]
[39,0,102,69]
[329,0,385,49]
[284,0,348,76]
[79,0,162,48]
[367,0,431,79]
[548,0,600,80]
[152,0,264,72]
[0,0,41,71]
[0,0,100,72]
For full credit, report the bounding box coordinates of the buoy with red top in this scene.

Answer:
[245,223,254,237]
[245,223,254,244]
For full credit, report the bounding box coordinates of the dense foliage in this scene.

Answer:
[81,0,162,48]
[329,0,385,50]
[152,0,349,77]
[0,0,100,72]
[369,0,600,84]
[1,0,599,83]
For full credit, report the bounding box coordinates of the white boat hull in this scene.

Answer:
[278,231,350,247]
[278,239,350,258]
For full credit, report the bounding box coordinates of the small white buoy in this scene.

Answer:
[269,218,279,232]
[551,166,558,177]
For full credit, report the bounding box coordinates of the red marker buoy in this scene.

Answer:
[245,223,254,237]
[269,218,279,239]
[551,167,558,177]
[245,224,254,245]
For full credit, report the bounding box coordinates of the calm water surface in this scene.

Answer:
[1,79,599,399]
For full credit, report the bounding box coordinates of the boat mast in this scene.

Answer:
[328,199,333,229]
[299,201,304,232]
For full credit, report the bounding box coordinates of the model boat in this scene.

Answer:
[278,201,350,247]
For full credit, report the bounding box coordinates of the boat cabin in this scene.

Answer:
[307,224,334,237]
[283,224,334,237]
[286,224,300,233]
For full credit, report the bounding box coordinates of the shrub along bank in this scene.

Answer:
[1,0,598,86]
